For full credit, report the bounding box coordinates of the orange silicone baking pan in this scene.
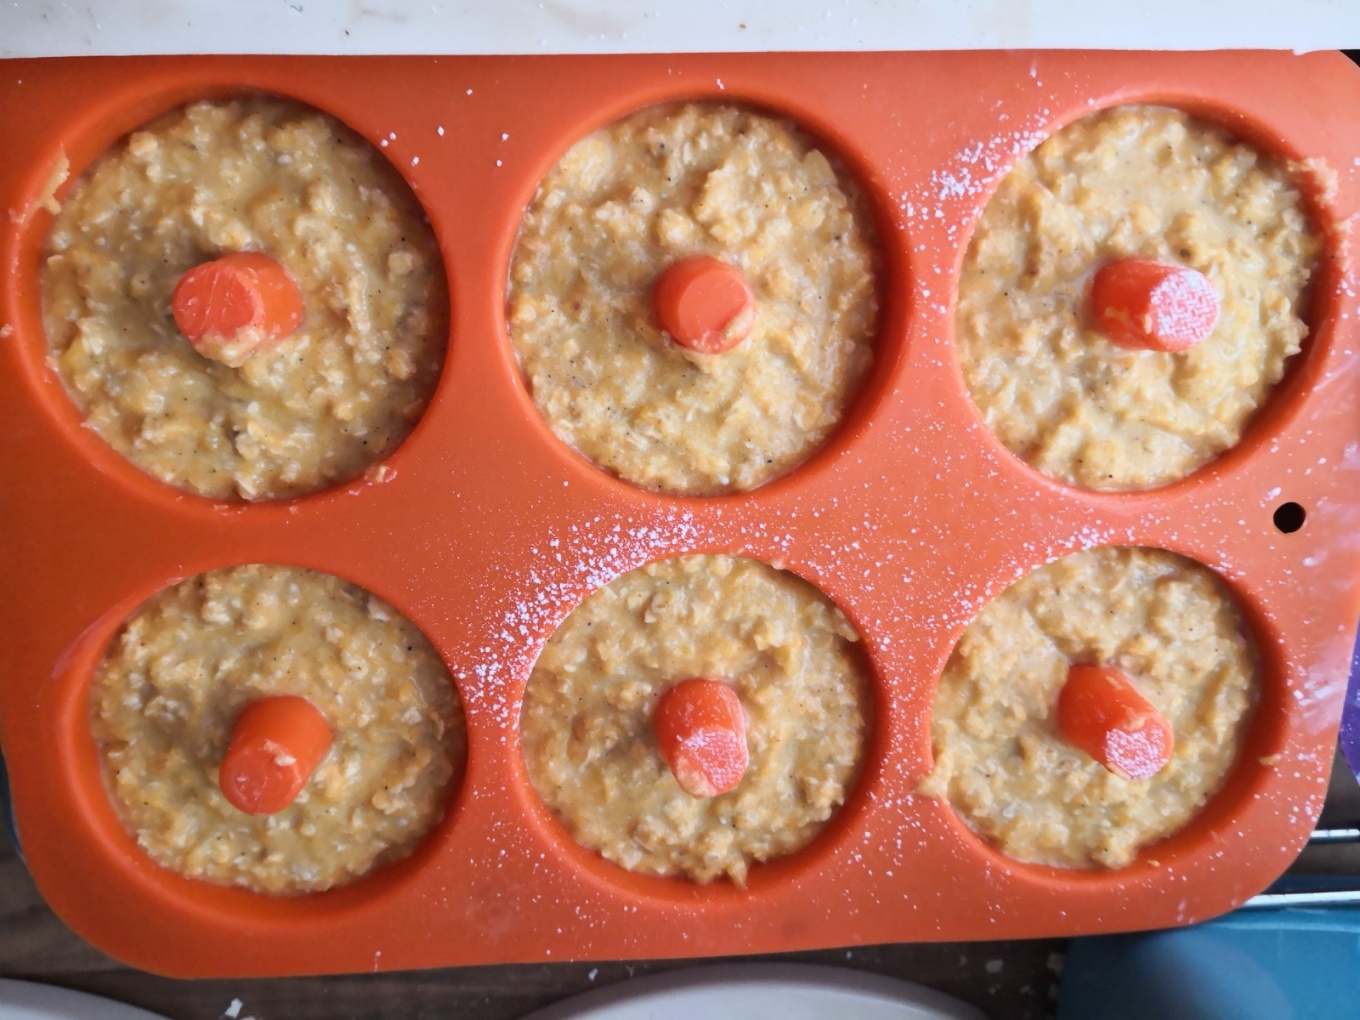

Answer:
[0,50,1358,978]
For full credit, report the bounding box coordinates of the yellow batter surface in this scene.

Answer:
[520,554,872,883]
[508,103,880,496]
[91,565,464,895]
[919,547,1258,868]
[43,97,448,501]
[957,105,1319,490]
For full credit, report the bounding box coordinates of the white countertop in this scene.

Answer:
[1,0,1358,58]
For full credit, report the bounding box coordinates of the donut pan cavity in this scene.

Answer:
[0,51,1357,977]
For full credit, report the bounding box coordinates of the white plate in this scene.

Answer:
[517,963,988,1020]
[1,0,1357,58]
[0,979,170,1020]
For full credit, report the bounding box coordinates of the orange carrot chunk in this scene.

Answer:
[1091,258,1218,352]
[653,678,749,797]
[219,695,334,815]
[172,251,304,363]
[1058,664,1174,781]
[653,255,756,354]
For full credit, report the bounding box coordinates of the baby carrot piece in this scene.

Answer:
[653,678,749,798]
[172,251,304,364]
[1091,258,1218,352]
[219,695,334,815]
[1058,664,1174,781]
[653,255,756,354]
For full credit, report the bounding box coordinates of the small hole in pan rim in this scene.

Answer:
[490,82,910,506]
[5,77,452,513]
[43,560,470,930]
[1272,501,1306,534]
